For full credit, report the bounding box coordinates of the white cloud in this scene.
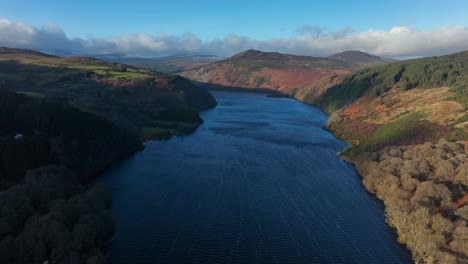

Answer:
[0,19,467,58]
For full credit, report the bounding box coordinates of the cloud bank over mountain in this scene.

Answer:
[1,19,467,58]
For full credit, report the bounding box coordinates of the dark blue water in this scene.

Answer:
[100,91,411,264]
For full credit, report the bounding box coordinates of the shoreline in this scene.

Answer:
[324,120,467,263]
[99,88,465,263]
[302,93,465,263]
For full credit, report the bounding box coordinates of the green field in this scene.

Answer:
[372,112,424,144]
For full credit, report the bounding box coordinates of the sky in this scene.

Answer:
[0,0,467,58]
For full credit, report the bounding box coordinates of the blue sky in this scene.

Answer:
[0,0,467,57]
[1,0,467,39]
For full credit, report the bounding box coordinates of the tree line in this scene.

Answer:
[320,50,468,113]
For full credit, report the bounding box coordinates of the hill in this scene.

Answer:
[0,47,217,263]
[0,47,216,139]
[327,50,396,66]
[105,54,221,74]
[321,51,468,263]
[180,49,359,99]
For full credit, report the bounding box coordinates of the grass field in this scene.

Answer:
[372,112,424,144]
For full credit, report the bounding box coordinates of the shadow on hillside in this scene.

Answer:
[0,61,216,130]
[0,60,102,94]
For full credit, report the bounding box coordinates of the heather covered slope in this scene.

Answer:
[180,49,358,97]
[322,51,468,263]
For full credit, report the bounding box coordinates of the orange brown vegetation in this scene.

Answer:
[326,85,467,263]
[321,53,468,264]
[180,49,357,101]
[354,140,467,263]
[318,51,468,263]
[328,86,467,147]
[457,194,468,207]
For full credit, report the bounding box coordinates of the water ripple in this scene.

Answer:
[100,91,411,264]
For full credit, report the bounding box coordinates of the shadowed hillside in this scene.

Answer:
[0,47,217,263]
[0,90,139,263]
[0,47,216,139]
[322,50,468,263]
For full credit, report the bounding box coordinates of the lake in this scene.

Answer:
[100,91,411,264]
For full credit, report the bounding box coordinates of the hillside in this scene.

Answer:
[0,47,217,263]
[106,54,221,74]
[0,91,140,263]
[327,50,396,66]
[322,51,468,263]
[0,47,216,139]
[180,49,358,99]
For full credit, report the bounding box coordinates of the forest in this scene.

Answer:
[0,166,113,263]
[0,90,142,185]
[354,141,467,263]
[0,91,142,263]
[320,50,468,113]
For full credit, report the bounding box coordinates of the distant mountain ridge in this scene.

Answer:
[12,48,221,74]
[221,49,357,69]
[180,49,361,100]
[327,50,397,66]
[95,54,221,74]
[0,46,56,57]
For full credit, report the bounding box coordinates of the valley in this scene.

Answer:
[1,2,467,263]
[181,48,468,263]
[0,46,466,264]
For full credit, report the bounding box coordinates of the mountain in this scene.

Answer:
[0,46,56,57]
[42,49,222,74]
[327,50,396,66]
[0,47,216,139]
[101,54,221,74]
[321,51,468,263]
[180,49,359,99]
